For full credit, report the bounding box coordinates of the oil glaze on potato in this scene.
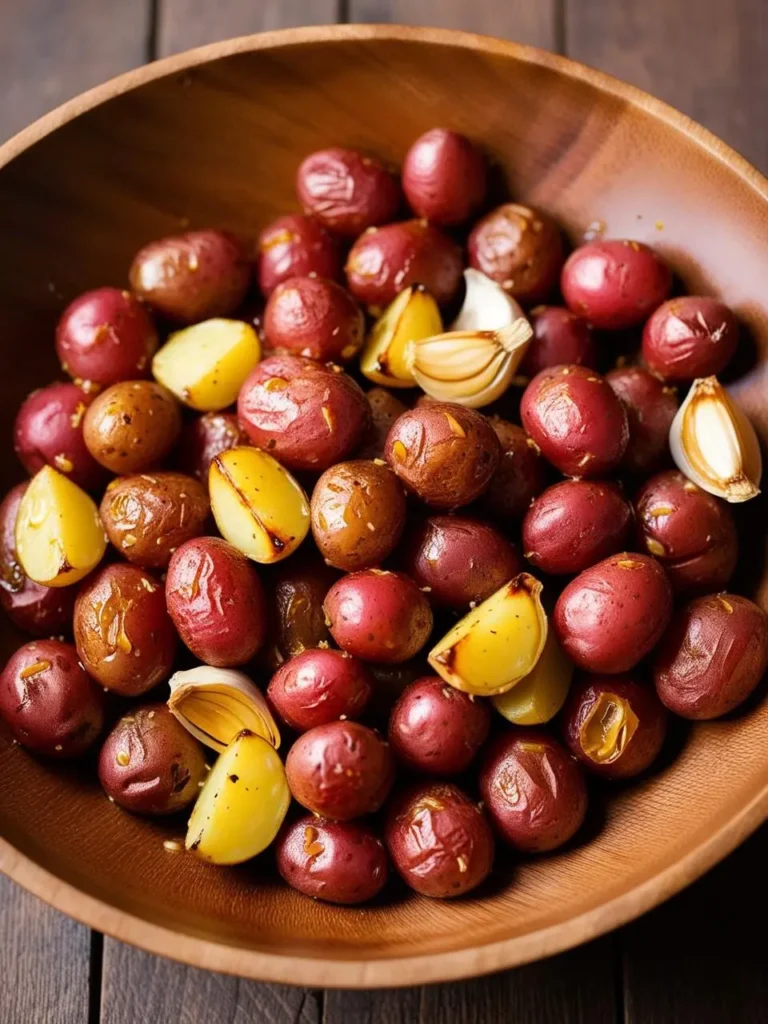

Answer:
[263,276,365,362]
[83,380,182,474]
[258,213,341,296]
[177,411,250,483]
[297,147,400,235]
[606,366,678,475]
[402,129,487,226]
[642,296,739,382]
[482,418,547,520]
[267,648,373,732]
[520,306,596,378]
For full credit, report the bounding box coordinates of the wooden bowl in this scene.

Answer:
[1,25,767,988]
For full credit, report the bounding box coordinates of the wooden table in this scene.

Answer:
[1,2,767,1021]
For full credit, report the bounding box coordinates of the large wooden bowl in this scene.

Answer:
[0,25,767,988]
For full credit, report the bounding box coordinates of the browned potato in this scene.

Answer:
[357,388,409,460]
[83,380,182,473]
[272,554,339,663]
[468,204,564,304]
[177,411,250,483]
[482,418,547,520]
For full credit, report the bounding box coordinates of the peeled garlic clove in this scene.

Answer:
[451,268,525,332]
[670,376,761,503]
[360,284,443,387]
[428,573,547,696]
[168,666,280,752]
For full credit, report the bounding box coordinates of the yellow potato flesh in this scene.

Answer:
[492,630,573,725]
[429,574,548,696]
[15,466,106,587]
[152,318,261,411]
[360,285,442,387]
[186,730,290,865]
[209,446,310,563]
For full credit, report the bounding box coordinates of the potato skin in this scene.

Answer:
[74,563,176,696]
[0,639,105,757]
[642,296,739,382]
[324,570,433,664]
[263,276,364,362]
[522,480,633,576]
[520,365,629,478]
[520,306,596,378]
[129,229,250,323]
[276,815,389,904]
[385,781,494,898]
[479,730,587,851]
[385,403,501,509]
[272,555,338,662]
[653,594,768,719]
[98,704,207,815]
[357,388,409,460]
[83,380,182,474]
[402,129,487,226]
[311,460,406,571]
[267,648,373,732]
[285,720,395,820]
[177,411,250,483]
[297,147,401,236]
[481,418,547,520]
[258,214,341,296]
[554,553,673,674]
[101,471,209,568]
[606,366,678,475]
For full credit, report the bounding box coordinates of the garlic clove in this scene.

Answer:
[670,376,762,503]
[360,284,443,387]
[452,268,525,332]
[168,666,280,752]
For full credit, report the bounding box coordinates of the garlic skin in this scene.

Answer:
[670,376,762,503]
[168,666,280,752]
[451,268,525,332]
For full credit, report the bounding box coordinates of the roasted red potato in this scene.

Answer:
[481,418,547,520]
[267,648,373,732]
[642,296,739,382]
[83,380,182,474]
[606,366,678,475]
[402,129,487,226]
[357,388,409,460]
[271,555,338,663]
[177,411,250,483]
[257,214,341,296]
[263,276,365,362]
[520,306,597,378]
[297,147,400,235]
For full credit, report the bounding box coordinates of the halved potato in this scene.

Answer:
[360,285,442,387]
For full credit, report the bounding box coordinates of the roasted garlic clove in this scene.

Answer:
[360,285,442,388]
[491,629,574,725]
[451,268,525,332]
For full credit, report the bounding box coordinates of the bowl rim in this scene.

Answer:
[0,22,767,989]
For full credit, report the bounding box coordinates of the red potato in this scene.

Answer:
[345,219,463,312]
[634,471,737,596]
[562,674,668,779]
[385,781,494,898]
[522,480,633,576]
[0,639,105,758]
[263,276,365,362]
[267,648,373,732]
[177,411,250,483]
[166,537,267,666]
[272,555,338,662]
[561,239,672,330]
[520,306,597,378]
[238,354,370,472]
[297,147,401,236]
[402,128,487,226]
[520,365,629,478]
[554,552,673,674]
[388,676,491,775]
[55,286,158,387]
[258,214,341,296]
[357,387,409,460]
[285,720,395,820]
[324,570,433,664]
[479,731,587,852]
[481,418,547,520]
[642,296,739,382]
[653,594,768,719]
[606,366,678,475]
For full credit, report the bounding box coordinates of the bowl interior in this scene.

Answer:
[0,28,767,986]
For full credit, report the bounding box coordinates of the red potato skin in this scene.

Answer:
[297,147,401,236]
[606,366,678,475]
[258,214,341,296]
[479,731,588,852]
[634,471,737,596]
[520,306,597,378]
[0,639,105,758]
[554,552,673,674]
[520,365,629,478]
[237,354,371,472]
[285,720,395,820]
[562,675,668,779]
[55,287,158,387]
[402,129,487,226]
[267,648,373,732]
[522,480,633,576]
[385,781,495,898]
[561,239,672,330]
[324,570,433,664]
[263,276,365,362]
[276,815,389,904]
[653,594,768,720]
[642,296,739,382]
[177,411,250,483]
[481,418,547,520]
[388,676,491,776]
[165,537,267,666]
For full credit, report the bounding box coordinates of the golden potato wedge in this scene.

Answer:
[492,629,573,725]
[360,285,442,387]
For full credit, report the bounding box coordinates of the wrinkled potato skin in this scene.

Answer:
[642,296,739,382]
[357,388,409,460]
[83,380,182,474]
[297,148,401,236]
[479,730,587,851]
[264,276,365,362]
[267,648,373,732]
[177,411,250,482]
[402,129,487,226]
[520,306,596,378]
[653,594,768,719]
[100,471,209,568]
[258,214,341,296]
[272,556,338,663]
[606,367,678,475]
[481,418,547,520]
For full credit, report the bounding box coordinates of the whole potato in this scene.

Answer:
[606,366,678,475]
[0,639,105,757]
[311,460,406,571]
[286,720,395,820]
[481,418,547,520]
[554,553,673,674]
[263,276,365,362]
[272,555,338,662]
[276,815,389,904]
[83,380,182,474]
[177,411,250,483]
[642,296,739,382]
[357,388,409,460]
[297,147,401,235]
[479,730,587,852]
[129,229,250,323]
[98,704,207,815]
[385,781,494,898]
[402,128,487,226]
[267,648,373,732]
[56,286,158,386]
[385,403,501,509]
[101,471,209,568]
[258,214,341,296]
[74,563,176,695]
[324,570,433,664]
[520,306,596,378]
[238,354,371,472]
[653,594,768,719]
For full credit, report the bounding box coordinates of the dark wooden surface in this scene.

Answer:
[0,1,766,1021]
